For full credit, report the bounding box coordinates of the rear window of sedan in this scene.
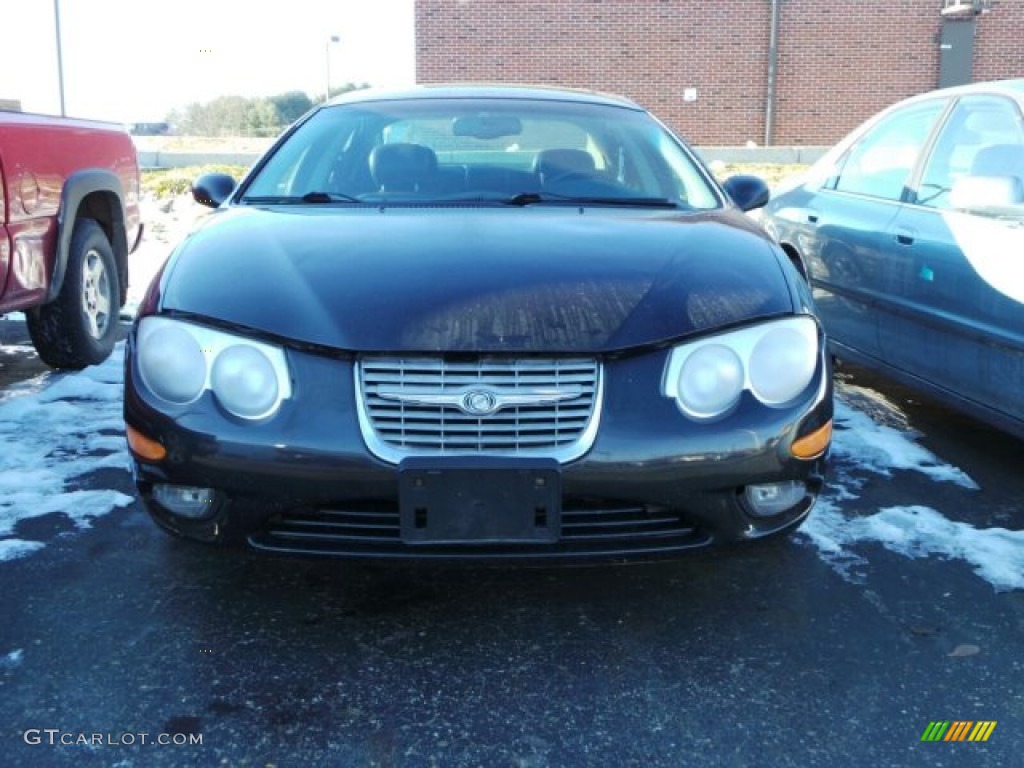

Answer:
[242,97,721,209]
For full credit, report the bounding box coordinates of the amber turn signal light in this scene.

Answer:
[126,425,167,461]
[791,419,832,459]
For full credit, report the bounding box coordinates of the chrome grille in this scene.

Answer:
[356,357,602,464]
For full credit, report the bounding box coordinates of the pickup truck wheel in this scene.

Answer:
[27,218,121,369]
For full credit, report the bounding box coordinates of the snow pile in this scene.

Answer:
[801,394,1024,592]
[0,346,134,562]
[805,497,1024,593]
[1,648,24,669]
[827,394,977,490]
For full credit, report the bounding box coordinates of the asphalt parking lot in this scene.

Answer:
[1,316,1022,767]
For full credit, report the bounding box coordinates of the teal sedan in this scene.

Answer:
[761,79,1024,438]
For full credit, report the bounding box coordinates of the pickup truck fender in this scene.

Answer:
[47,168,132,306]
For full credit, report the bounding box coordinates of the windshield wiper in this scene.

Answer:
[240,192,361,204]
[503,191,681,208]
[300,191,362,203]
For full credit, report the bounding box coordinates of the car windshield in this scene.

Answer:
[240,97,721,209]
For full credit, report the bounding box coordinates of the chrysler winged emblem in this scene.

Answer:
[376,385,583,416]
[461,389,499,415]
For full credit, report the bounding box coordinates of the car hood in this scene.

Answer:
[159,205,792,353]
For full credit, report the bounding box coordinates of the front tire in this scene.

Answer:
[27,218,121,369]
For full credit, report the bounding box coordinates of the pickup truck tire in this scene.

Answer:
[26,218,120,369]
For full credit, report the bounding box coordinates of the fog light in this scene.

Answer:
[744,481,806,518]
[153,484,216,519]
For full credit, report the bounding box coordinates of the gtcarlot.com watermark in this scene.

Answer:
[23,729,203,747]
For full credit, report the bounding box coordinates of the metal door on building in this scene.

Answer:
[939,19,976,88]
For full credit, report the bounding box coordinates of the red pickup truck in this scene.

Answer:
[0,111,142,368]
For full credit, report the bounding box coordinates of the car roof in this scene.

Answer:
[0,110,128,131]
[897,78,1024,106]
[326,84,645,111]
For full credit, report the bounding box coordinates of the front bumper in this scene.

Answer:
[125,340,832,562]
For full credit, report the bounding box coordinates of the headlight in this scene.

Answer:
[136,317,292,419]
[748,324,819,405]
[138,323,206,404]
[211,345,280,419]
[676,344,744,419]
[662,316,820,420]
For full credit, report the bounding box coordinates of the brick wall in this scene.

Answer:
[974,4,1024,81]
[415,0,1024,146]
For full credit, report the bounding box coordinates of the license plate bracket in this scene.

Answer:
[399,458,561,545]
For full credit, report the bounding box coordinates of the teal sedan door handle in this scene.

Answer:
[895,227,916,246]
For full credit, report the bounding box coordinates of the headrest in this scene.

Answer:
[533,148,596,179]
[369,143,438,191]
[971,143,1024,179]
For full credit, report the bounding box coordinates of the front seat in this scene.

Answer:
[369,143,438,193]
[970,143,1024,182]
[533,148,596,185]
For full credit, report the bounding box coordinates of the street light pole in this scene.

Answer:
[325,35,340,101]
[54,0,66,116]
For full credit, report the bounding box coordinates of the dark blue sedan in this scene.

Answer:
[123,85,832,561]
[761,79,1024,438]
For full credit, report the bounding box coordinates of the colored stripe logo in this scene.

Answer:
[921,721,997,742]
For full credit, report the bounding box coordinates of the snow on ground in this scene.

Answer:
[0,346,134,562]
[800,391,1024,592]
[805,501,1024,593]
[828,386,978,491]
[0,648,24,669]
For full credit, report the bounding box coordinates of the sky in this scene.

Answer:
[2,0,416,123]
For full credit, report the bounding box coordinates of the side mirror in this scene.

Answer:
[192,173,237,209]
[722,174,771,212]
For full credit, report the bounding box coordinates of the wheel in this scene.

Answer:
[27,218,120,369]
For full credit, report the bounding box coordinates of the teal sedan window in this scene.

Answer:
[916,95,1024,209]
[833,100,946,201]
